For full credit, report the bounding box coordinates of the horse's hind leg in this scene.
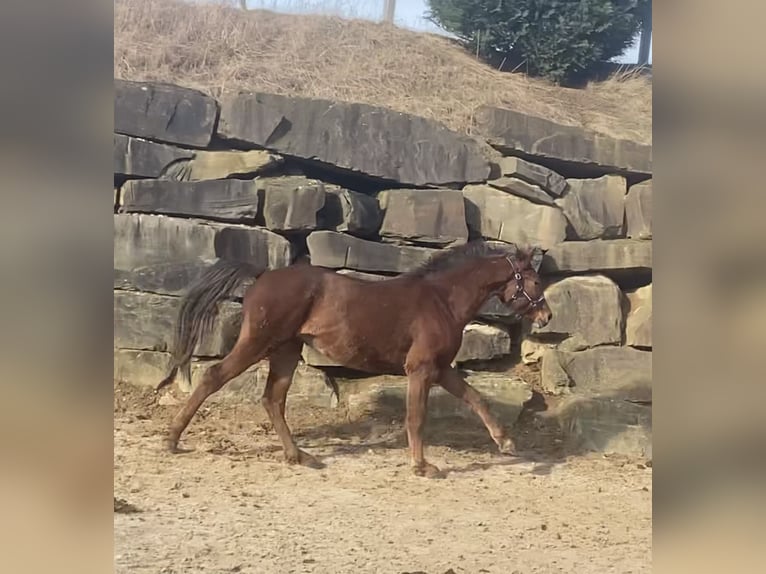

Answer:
[165,339,263,452]
[261,340,323,469]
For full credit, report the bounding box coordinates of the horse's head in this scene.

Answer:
[497,248,552,329]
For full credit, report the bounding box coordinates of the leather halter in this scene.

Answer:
[505,255,545,311]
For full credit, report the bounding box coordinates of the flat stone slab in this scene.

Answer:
[307,230,435,273]
[378,188,469,245]
[541,239,652,274]
[120,179,260,222]
[486,177,556,206]
[495,156,567,196]
[217,92,492,186]
[114,134,194,178]
[115,79,218,147]
[475,106,652,176]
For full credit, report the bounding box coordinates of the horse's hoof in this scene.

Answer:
[164,437,180,454]
[498,437,518,456]
[286,449,325,469]
[412,462,444,479]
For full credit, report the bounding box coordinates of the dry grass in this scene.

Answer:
[114,0,651,143]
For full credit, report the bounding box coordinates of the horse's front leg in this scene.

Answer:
[437,367,516,455]
[404,363,442,478]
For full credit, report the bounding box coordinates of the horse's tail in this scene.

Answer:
[155,259,263,392]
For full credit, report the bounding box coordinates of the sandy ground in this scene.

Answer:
[114,382,652,574]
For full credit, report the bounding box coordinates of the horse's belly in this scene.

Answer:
[301,333,407,375]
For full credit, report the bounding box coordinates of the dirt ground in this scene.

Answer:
[114,382,652,574]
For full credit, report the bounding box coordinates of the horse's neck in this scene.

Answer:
[430,259,509,326]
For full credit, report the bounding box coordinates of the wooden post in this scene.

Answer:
[383,0,396,24]
[637,5,652,65]
[239,0,247,10]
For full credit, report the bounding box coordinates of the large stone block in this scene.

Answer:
[454,323,511,363]
[625,180,652,239]
[319,185,382,237]
[114,213,217,294]
[114,134,194,178]
[495,156,567,196]
[378,188,469,245]
[555,175,627,240]
[256,176,326,232]
[625,284,652,348]
[486,177,556,206]
[541,346,652,401]
[475,106,652,175]
[113,291,242,356]
[542,239,652,274]
[463,184,567,250]
[306,231,435,273]
[114,214,292,295]
[114,349,335,406]
[217,92,492,186]
[114,79,218,147]
[532,275,623,351]
[120,179,260,222]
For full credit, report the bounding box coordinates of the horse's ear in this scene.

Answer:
[530,247,543,272]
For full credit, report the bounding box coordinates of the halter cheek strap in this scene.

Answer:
[505,255,545,310]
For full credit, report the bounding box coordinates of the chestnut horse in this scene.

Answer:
[156,241,552,477]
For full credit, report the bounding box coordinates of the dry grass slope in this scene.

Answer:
[114,0,651,144]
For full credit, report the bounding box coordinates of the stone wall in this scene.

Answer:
[113,79,652,456]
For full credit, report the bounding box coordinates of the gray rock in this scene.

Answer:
[552,395,651,457]
[495,156,568,196]
[301,345,341,368]
[378,188,469,245]
[625,180,652,239]
[307,231,435,273]
[114,134,194,178]
[454,323,511,363]
[113,291,242,356]
[256,176,326,232]
[475,106,652,175]
[532,275,623,351]
[486,177,556,206]
[541,239,652,274]
[556,175,627,240]
[120,179,260,222]
[114,349,335,405]
[217,92,492,185]
[319,185,382,237]
[625,284,652,348]
[114,214,292,295]
[335,269,388,281]
[209,221,294,269]
[463,184,567,250]
[114,79,218,147]
[541,346,652,401]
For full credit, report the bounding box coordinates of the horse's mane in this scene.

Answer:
[404,240,536,278]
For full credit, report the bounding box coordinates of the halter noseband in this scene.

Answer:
[505,255,545,311]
